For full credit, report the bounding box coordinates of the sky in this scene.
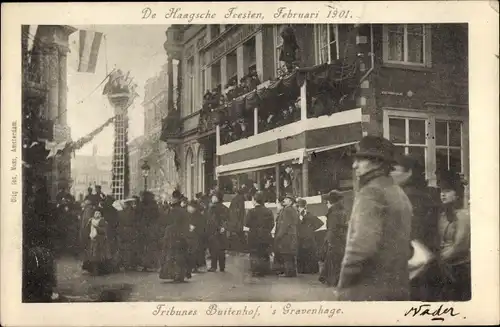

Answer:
[66,25,170,156]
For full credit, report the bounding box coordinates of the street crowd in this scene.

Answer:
[23,135,471,302]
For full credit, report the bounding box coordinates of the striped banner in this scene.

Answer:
[78,30,103,73]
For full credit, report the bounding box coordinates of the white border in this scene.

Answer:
[1,1,499,326]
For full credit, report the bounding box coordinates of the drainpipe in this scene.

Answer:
[360,24,375,82]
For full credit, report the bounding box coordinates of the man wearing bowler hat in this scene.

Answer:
[337,136,413,301]
[274,193,300,277]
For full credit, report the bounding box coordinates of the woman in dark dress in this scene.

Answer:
[187,200,206,273]
[159,191,190,283]
[138,191,161,272]
[245,191,275,277]
[118,199,139,271]
[83,209,112,276]
[319,190,347,286]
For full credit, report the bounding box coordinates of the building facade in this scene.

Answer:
[71,147,112,202]
[161,24,469,209]
[128,135,145,197]
[22,25,77,202]
[140,63,179,199]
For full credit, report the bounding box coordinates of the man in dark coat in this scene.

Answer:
[391,154,442,301]
[319,190,347,286]
[207,191,229,272]
[187,200,207,272]
[159,190,190,282]
[245,191,275,277]
[101,195,120,271]
[138,191,160,272]
[227,185,247,254]
[55,184,78,257]
[337,136,413,301]
[118,199,139,270]
[274,193,300,277]
[296,198,324,274]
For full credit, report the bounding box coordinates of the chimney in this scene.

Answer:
[92,144,98,156]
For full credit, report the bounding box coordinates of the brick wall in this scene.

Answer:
[372,24,468,111]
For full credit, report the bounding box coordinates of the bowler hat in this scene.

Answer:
[296,198,307,207]
[353,135,395,163]
[321,190,344,204]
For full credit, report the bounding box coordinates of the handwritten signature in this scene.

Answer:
[404,304,460,321]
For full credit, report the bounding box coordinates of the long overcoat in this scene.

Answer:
[159,204,190,280]
[245,205,275,253]
[337,169,413,301]
[319,203,347,286]
[274,205,300,255]
[228,193,245,233]
[298,212,324,250]
[206,203,229,250]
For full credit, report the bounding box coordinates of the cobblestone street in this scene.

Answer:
[56,254,338,302]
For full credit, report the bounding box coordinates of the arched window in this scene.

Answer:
[186,148,194,199]
[197,146,205,194]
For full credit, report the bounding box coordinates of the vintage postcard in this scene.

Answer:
[1,1,499,326]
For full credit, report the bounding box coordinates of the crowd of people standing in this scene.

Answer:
[24,135,470,303]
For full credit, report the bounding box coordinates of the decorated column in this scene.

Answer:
[105,70,138,200]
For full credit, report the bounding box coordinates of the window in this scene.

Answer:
[383,24,432,66]
[197,147,205,193]
[186,148,194,199]
[273,24,287,74]
[200,52,207,96]
[201,68,206,97]
[435,120,463,173]
[388,117,428,173]
[187,57,195,114]
[211,60,221,90]
[315,24,339,64]
[226,51,237,86]
[243,37,257,73]
[384,109,466,185]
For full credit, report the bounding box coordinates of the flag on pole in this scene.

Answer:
[78,30,103,73]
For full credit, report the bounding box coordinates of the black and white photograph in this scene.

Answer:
[2,1,499,326]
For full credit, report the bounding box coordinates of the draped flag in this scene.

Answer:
[45,116,115,158]
[78,30,103,73]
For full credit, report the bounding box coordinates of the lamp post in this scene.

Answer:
[141,160,150,192]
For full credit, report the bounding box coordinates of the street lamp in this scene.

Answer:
[141,160,150,192]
